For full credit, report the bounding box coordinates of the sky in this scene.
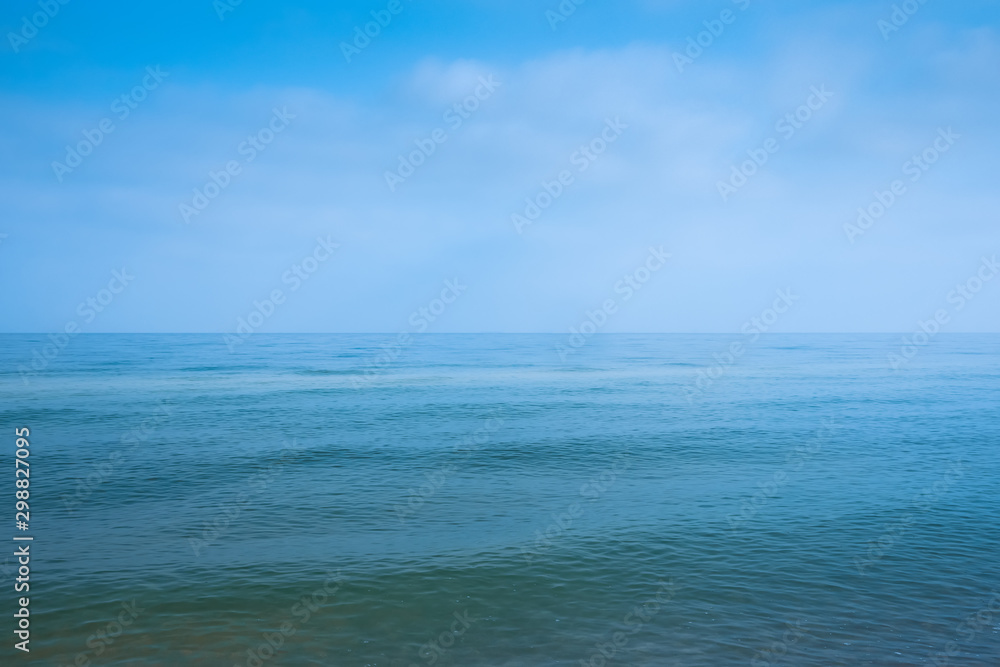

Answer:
[0,0,998,333]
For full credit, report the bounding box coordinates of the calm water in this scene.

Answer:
[1,334,998,666]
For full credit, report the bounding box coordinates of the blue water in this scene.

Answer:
[1,334,998,666]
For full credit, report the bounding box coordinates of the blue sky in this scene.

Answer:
[1,0,998,332]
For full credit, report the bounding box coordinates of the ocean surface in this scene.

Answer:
[0,334,998,666]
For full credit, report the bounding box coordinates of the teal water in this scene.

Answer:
[1,334,998,666]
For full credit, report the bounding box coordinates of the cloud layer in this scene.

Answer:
[1,0,998,332]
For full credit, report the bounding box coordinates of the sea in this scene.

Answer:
[0,333,997,666]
